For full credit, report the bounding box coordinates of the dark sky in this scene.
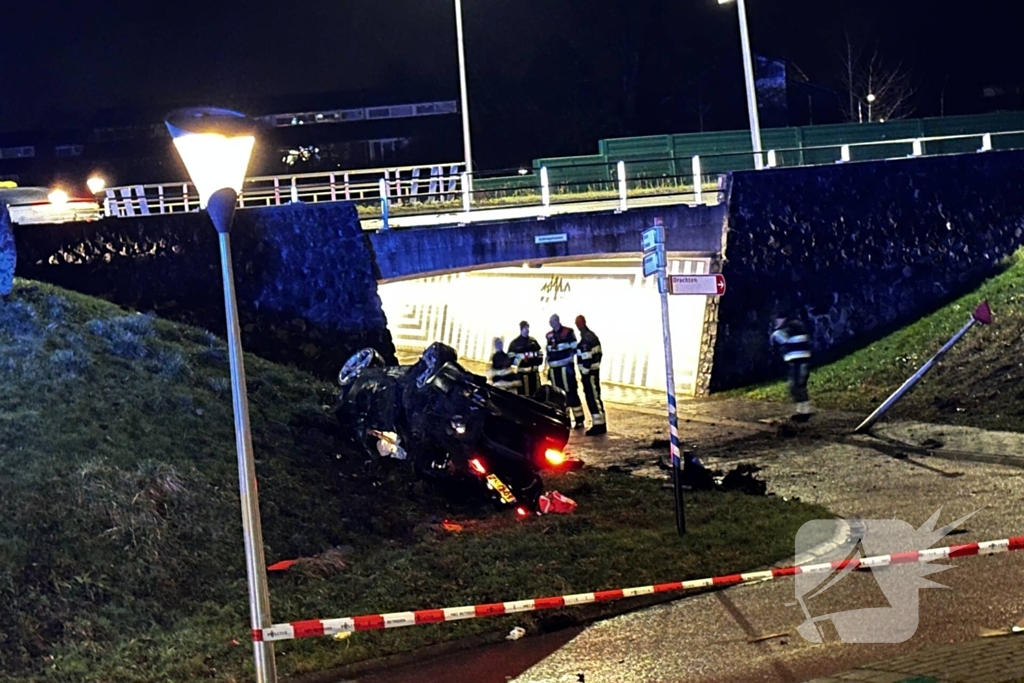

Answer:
[2,1,1022,162]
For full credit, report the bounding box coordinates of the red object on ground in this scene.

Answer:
[538,491,577,515]
[267,559,299,572]
[973,300,992,325]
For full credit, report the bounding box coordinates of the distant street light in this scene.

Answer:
[454,0,474,191]
[47,188,69,205]
[165,107,277,683]
[867,92,876,122]
[718,0,763,170]
[86,176,106,194]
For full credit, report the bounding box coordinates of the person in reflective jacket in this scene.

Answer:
[770,313,814,419]
[545,314,585,429]
[574,315,607,435]
[487,337,521,392]
[507,320,543,397]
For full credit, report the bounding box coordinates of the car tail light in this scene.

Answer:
[544,448,566,467]
[515,506,530,518]
[469,457,487,475]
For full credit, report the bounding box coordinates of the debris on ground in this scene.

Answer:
[441,520,465,532]
[539,491,577,514]
[506,626,527,641]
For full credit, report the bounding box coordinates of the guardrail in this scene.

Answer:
[97,128,1024,226]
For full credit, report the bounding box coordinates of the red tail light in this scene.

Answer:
[516,506,530,518]
[544,448,566,467]
[469,457,487,475]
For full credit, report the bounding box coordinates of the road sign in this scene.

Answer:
[535,233,568,245]
[668,274,726,296]
[642,250,665,278]
[641,225,664,253]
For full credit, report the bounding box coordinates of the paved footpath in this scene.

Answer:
[511,398,1024,683]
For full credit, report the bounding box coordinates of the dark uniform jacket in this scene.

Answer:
[545,327,578,369]
[575,328,603,375]
[508,336,543,374]
[488,350,521,391]
[770,318,812,363]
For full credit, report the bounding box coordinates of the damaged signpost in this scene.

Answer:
[643,218,727,537]
[855,300,992,433]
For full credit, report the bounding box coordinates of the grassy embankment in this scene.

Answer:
[0,279,828,682]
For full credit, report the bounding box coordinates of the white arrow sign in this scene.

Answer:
[668,274,726,296]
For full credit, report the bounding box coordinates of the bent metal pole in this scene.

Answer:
[855,301,992,434]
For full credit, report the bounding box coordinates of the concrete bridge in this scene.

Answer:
[11,149,1024,397]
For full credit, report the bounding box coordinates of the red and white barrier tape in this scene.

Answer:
[254,534,1024,642]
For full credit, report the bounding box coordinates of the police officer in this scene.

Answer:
[507,320,543,397]
[487,337,521,392]
[770,312,814,420]
[574,315,606,435]
[545,314,585,429]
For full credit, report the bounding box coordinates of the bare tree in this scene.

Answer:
[837,33,917,123]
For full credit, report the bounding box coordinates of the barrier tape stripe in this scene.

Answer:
[253,534,1024,642]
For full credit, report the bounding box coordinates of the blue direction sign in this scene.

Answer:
[642,250,665,278]
[641,225,664,253]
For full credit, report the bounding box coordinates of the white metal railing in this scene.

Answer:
[98,128,1024,226]
[102,162,466,218]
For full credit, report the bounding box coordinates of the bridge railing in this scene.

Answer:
[98,128,1024,223]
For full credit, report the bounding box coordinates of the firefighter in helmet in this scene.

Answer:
[545,314,585,429]
[574,315,606,435]
[507,320,543,397]
[770,311,815,420]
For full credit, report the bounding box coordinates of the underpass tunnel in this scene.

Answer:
[377,254,717,399]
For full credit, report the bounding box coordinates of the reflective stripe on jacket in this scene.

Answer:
[545,327,578,369]
[771,319,812,363]
[576,327,603,375]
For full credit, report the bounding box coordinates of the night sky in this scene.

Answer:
[2,0,1021,166]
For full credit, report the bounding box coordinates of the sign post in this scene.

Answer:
[642,220,728,537]
[642,218,685,536]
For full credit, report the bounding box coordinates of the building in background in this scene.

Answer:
[0,91,462,193]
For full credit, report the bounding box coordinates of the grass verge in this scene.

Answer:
[0,279,828,682]
[732,250,1024,431]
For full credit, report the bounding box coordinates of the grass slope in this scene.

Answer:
[0,279,828,682]
[738,250,1024,431]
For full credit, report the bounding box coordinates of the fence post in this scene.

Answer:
[691,155,703,205]
[980,133,993,152]
[379,178,390,230]
[840,144,851,163]
[290,177,299,203]
[343,173,351,200]
[273,177,281,205]
[912,139,923,157]
[616,161,627,212]
[540,166,550,208]
[183,184,190,212]
[329,172,337,202]
[461,172,471,212]
[158,185,166,214]
[767,150,778,168]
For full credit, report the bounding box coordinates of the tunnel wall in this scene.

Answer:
[711,149,1024,391]
[13,202,395,378]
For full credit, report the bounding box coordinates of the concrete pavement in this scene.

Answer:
[511,400,1024,683]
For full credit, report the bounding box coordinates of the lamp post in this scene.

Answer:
[454,0,474,193]
[165,107,278,683]
[867,92,876,122]
[718,0,763,170]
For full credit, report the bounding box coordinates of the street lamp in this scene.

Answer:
[454,0,474,191]
[165,107,277,683]
[867,92,876,122]
[718,0,763,170]
[86,176,106,194]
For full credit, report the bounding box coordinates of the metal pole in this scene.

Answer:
[211,211,277,682]
[654,220,685,536]
[454,0,473,193]
[617,160,627,213]
[379,178,390,230]
[854,305,990,434]
[735,0,763,170]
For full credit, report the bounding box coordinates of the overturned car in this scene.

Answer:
[334,342,576,514]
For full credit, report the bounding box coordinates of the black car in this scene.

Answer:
[334,342,574,513]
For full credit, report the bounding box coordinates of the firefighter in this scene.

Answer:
[574,315,607,435]
[770,312,815,420]
[487,337,521,392]
[507,320,543,397]
[545,314,585,429]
